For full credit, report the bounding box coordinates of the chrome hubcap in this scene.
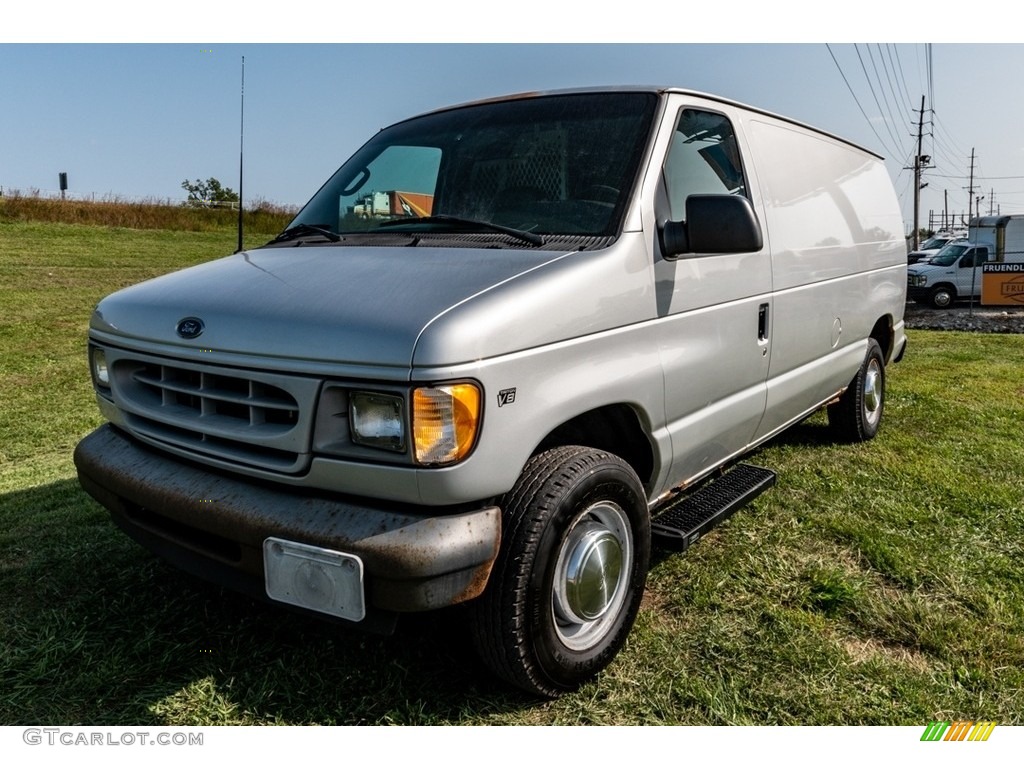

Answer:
[863,360,882,426]
[552,501,632,651]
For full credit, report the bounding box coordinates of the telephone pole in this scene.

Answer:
[910,96,929,250]
[964,148,977,224]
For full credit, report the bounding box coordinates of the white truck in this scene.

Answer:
[907,214,1024,307]
[907,231,964,265]
[75,87,907,696]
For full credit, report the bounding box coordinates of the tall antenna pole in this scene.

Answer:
[236,55,245,253]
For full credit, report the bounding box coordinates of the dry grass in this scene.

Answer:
[0,190,295,235]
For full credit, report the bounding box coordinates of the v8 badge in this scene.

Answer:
[497,388,516,407]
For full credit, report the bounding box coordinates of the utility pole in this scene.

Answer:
[964,148,977,224]
[913,95,937,250]
[913,96,929,249]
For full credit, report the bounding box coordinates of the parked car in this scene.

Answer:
[74,87,907,697]
[907,232,960,264]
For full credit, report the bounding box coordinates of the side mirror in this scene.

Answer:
[659,194,763,259]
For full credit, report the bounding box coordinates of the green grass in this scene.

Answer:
[2,219,1023,725]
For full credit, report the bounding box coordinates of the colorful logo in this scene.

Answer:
[1001,275,1024,304]
[921,721,997,742]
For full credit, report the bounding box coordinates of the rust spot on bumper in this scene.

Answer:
[74,424,502,615]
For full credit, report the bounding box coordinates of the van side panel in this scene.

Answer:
[743,118,906,439]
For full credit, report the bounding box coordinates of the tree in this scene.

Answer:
[181,177,239,207]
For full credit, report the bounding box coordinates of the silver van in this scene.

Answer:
[75,87,907,697]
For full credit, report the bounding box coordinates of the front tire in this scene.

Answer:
[828,338,885,442]
[929,285,955,309]
[470,446,650,697]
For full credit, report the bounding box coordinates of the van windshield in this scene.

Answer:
[919,235,951,251]
[930,243,969,267]
[285,92,658,245]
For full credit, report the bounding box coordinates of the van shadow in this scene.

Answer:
[0,479,536,726]
[753,414,839,449]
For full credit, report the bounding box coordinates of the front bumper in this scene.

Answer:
[907,285,931,302]
[74,425,501,631]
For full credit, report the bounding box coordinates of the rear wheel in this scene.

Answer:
[470,446,650,697]
[828,338,885,442]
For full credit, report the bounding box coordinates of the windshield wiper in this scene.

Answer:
[269,223,341,244]
[378,215,543,247]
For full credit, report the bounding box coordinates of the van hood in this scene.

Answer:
[907,264,944,277]
[90,246,570,369]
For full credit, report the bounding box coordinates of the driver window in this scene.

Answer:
[960,248,987,268]
[663,109,747,222]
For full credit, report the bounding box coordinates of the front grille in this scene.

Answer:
[129,364,300,431]
[108,352,321,474]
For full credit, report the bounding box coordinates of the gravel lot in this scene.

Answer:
[903,302,1024,333]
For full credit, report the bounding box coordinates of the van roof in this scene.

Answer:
[417,86,885,161]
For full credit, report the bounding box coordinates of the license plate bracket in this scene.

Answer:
[263,538,366,622]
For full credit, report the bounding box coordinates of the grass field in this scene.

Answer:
[1,217,1023,725]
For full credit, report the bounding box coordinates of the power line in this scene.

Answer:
[825,43,901,159]
[880,44,913,124]
[887,44,915,116]
[866,45,899,127]
[926,44,934,114]
[931,112,969,160]
[854,44,906,154]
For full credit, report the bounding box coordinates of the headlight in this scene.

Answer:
[349,392,405,452]
[319,382,482,465]
[909,274,927,287]
[90,347,110,387]
[412,383,481,465]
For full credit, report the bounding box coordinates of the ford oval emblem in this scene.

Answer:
[176,317,205,339]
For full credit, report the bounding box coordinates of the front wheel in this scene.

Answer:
[828,338,885,442]
[469,446,650,697]
[929,285,956,309]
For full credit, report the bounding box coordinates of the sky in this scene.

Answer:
[4,6,1024,235]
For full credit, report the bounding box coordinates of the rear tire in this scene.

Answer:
[828,338,885,442]
[469,446,650,697]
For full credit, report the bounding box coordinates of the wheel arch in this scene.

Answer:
[870,315,895,363]
[534,404,656,488]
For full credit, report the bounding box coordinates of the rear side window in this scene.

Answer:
[662,109,747,221]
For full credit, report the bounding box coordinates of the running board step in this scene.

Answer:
[651,464,776,551]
